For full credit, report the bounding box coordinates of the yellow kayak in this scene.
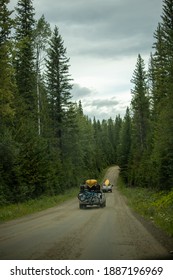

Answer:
[85,179,97,188]
[104,179,110,186]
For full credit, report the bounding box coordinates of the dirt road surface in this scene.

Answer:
[0,166,172,260]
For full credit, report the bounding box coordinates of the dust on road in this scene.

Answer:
[0,166,172,260]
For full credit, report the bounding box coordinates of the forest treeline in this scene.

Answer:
[0,0,173,206]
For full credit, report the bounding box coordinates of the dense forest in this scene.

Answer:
[0,0,173,206]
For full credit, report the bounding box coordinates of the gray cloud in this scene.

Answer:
[9,0,163,119]
[10,0,163,59]
[34,0,162,59]
[81,96,128,120]
[71,84,129,119]
[88,98,119,109]
[71,83,93,99]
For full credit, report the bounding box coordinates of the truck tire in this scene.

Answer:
[79,203,86,209]
[100,201,106,208]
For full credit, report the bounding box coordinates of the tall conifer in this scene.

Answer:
[45,26,73,152]
[129,54,150,185]
[14,0,36,117]
[0,0,15,125]
[151,0,173,189]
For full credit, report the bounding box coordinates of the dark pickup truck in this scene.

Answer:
[78,179,106,209]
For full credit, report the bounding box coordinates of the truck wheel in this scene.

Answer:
[79,204,86,209]
[100,202,106,208]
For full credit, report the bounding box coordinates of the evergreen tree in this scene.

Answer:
[107,117,116,163]
[151,23,168,117]
[93,118,107,171]
[114,115,122,162]
[0,0,17,204]
[117,107,131,182]
[100,119,114,164]
[0,0,15,125]
[129,54,150,186]
[14,0,36,118]
[150,0,173,190]
[130,54,150,153]
[10,1,54,200]
[45,25,73,153]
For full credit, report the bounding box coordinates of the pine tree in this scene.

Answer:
[0,0,15,125]
[130,54,150,153]
[107,118,116,163]
[129,54,150,186]
[150,0,173,190]
[100,119,114,165]
[45,26,73,153]
[93,118,107,171]
[114,115,122,162]
[0,0,17,204]
[14,0,36,117]
[151,23,168,116]
[117,107,131,182]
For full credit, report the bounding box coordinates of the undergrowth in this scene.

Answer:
[0,168,107,223]
[0,187,78,222]
[118,177,173,237]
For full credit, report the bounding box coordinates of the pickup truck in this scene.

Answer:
[78,179,106,209]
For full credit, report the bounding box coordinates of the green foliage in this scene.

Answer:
[130,54,150,153]
[0,0,13,42]
[118,178,173,236]
[0,187,79,222]
[45,26,73,151]
[1,0,173,219]
[123,1,173,190]
[14,0,36,116]
[128,54,151,186]
[0,0,121,206]
[0,129,18,204]
[0,0,15,124]
[148,0,173,190]
[117,107,131,182]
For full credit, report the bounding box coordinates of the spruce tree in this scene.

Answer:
[150,0,173,190]
[0,0,15,125]
[0,0,17,204]
[114,115,122,162]
[93,118,107,171]
[45,26,73,153]
[14,0,36,118]
[151,23,168,116]
[117,107,131,182]
[130,54,150,153]
[129,54,150,186]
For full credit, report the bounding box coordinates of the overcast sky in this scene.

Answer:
[9,0,163,120]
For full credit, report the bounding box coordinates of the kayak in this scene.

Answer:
[85,179,97,188]
[104,179,110,186]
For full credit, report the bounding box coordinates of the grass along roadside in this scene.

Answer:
[0,187,79,222]
[118,177,173,237]
[0,168,108,223]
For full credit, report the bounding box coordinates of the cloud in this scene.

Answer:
[71,83,93,99]
[70,83,127,119]
[9,0,163,60]
[33,0,162,59]
[9,0,163,120]
[81,96,130,120]
[88,98,119,109]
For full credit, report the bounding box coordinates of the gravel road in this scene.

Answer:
[0,166,172,260]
